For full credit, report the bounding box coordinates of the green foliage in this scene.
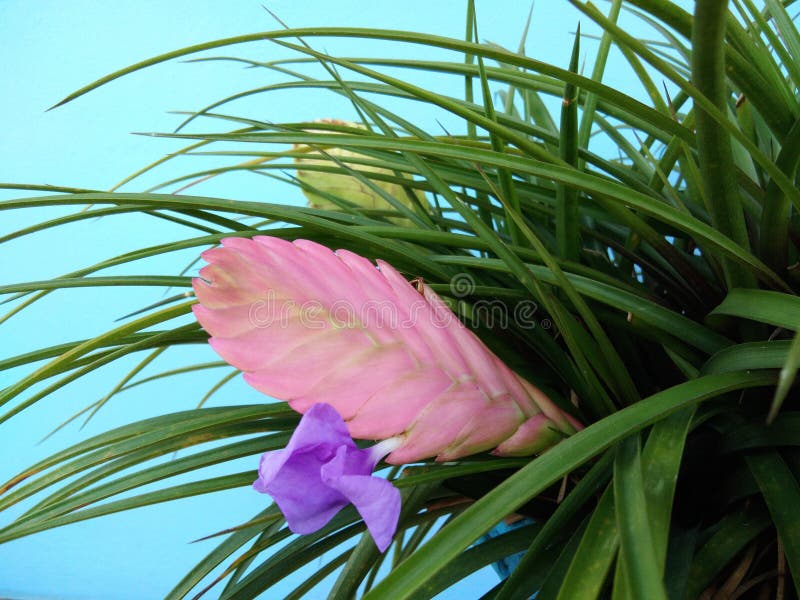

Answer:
[3,1,800,597]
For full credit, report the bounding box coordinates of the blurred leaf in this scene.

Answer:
[746,451,800,592]
[769,331,800,423]
[710,289,800,330]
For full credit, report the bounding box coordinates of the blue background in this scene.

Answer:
[0,2,653,597]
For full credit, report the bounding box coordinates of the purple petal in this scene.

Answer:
[258,447,348,534]
[282,403,356,456]
[321,446,401,552]
[252,404,356,534]
[252,403,401,550]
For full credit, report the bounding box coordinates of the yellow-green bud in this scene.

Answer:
[294,119,425,220]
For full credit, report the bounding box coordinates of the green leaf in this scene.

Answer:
[556,26,581,262]
[0,472,256,544]
[710,289,800,330]
[684,505,771,599]
[702,340,793,374]
[409,524,540,600]
[364,371,774,599]
[640,407,695,571]
[691,0,755,290]
[166,507,284,599]
[769,331,800,423]
[556,485,618,599]
[613,435,667,600]
[329,481,439,600]
[435,255,731,355]
[15,431,290,528]
[0,276,191,295]
[0,404,294,511]
[494,451,614,600]
[719,412,800,452]
[746,450,800,592]
[534,516,591,600]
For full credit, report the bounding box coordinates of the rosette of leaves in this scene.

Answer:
[2,1,800,598]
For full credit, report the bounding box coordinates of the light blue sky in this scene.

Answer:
[0,2,655,598]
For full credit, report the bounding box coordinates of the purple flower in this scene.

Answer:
[253,403,402,552]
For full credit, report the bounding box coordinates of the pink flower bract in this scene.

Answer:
[193,236,581,463]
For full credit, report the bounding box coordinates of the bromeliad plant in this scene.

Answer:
[2,1,800,598]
